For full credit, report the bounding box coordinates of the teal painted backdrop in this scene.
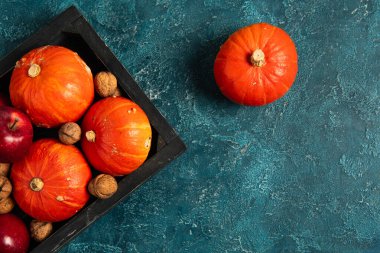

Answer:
[0,0,379,252]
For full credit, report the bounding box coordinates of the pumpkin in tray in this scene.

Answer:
[10,139,92,222]
[9,45,94,128]
[81,97,152,176]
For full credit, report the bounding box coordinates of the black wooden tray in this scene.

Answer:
[0,6,186,253]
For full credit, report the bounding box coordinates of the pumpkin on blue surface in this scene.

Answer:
[214,23,298,106]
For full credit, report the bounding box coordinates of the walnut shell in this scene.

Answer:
[0,176,12,201]
[94,72,117,97]
[112,87,122,97]
[30,220,53,242]
[88,174,118,199]
[0,197,14,214]
[0,163,10,176]
[58,122,81,145]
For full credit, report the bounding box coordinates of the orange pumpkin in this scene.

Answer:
[11,139,92,222]
[9,45,94,128]
[214,23,298,106]
[81,97,152,176]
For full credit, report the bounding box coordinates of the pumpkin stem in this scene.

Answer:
[85,130,96,142]
[30,178,44,192]
[28,64,41,78]
[250,49,265,67]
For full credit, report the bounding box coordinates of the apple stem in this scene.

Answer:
[8,118,19,131]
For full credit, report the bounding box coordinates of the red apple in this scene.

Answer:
[0,93,9,107]
[0,214,30,253]
[0,106,33,163]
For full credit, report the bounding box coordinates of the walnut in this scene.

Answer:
[88,174,118,199]
[30,220,53,242]
[58,122,81,145]
[0,176,12,201]
[94,72,117,97]
[0,163,10,176]
[112,87,122,97]
[0,197,14,214]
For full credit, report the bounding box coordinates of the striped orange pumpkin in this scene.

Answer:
[81,97,152,176]
[11,139,92,222]
[214,23,298,106]
[9,45,94,128]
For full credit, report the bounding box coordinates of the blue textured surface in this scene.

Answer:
[0,1,379,252]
